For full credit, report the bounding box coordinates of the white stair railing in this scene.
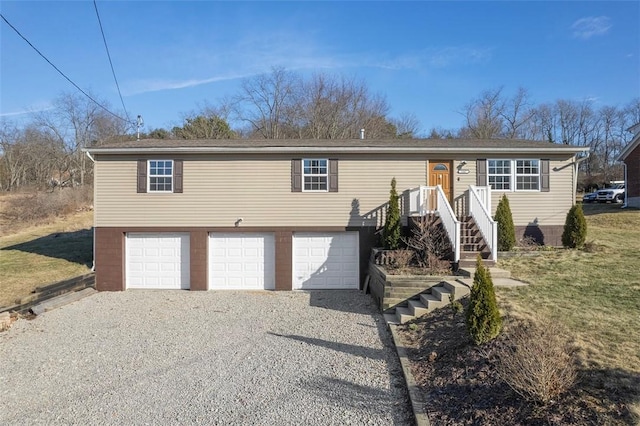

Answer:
[468,185,497,261]
[407,185,460,262]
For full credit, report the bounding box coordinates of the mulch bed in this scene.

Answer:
[396,298,636,425]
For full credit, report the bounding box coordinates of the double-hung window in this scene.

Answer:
[487,159,540,191]
[515,160,540,190]
[303,159,328,191]
[149,160,173,192]
[488,160,511,190]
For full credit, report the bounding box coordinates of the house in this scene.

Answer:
[85,138,588,292]
[618,123,640,208]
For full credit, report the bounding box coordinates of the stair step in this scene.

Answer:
[431,286,453,301]
[382,298,409,310]
[408,299,429,316]
[396,307,415,324]
[442,280,471,298]
[458,267,511,279]
[384,313,399,325]
[420,293,447,309]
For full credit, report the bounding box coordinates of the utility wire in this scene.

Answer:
[93,0,131,123]
[0,12,131,124]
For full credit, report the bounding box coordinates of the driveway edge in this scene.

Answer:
[389,324,430,426]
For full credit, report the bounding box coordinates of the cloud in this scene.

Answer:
[0,104,52,117]
[123,73,253,96]
[571,16,612,40]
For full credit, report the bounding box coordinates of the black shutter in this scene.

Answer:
[328,159,338,192]
[137,160,147,193]
[541,159,550,192]
[291,159,302,192]
[476,159,487,186]
[173,160,183,193]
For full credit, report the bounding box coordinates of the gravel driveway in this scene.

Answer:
[0,290,413,425]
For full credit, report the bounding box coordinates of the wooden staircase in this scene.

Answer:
[458,216,494,268]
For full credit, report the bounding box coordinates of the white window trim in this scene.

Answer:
[148,159,173,193]
[515,159,541,192]
[488,159,541,192]
[302,158,329,192]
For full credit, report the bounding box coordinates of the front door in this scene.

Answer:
[428,161,453,204]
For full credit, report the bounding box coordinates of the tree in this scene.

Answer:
[172,114,235,139]
[462,87,505,139]
[562,204,587,249]
[383,177,401,249]
[495,194,516,251]
[466,255,502,345]
[234,67,300,139]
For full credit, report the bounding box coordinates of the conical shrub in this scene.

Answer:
[495,194,516,251]
[383,177,401,249]
[562,204,587,249]
[466,255,502,345]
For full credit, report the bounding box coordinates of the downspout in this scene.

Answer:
[85,151,96,272]
[574,151,590,205]
[622,162,628,208]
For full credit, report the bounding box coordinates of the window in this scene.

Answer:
[516,159,540,190]
[488,159,511,190]
[303,159,328,191]
[487,159,540,191]
[149,160,173,192]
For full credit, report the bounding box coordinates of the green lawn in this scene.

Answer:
[0,211,93,307]
[497,203,640,419]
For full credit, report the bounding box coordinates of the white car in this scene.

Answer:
[596,184,625,203]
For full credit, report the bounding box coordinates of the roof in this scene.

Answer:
[618,123,640,162]
[85,138,590,155]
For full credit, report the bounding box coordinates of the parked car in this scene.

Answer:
[596,184,625,203]
[582,192,597,203]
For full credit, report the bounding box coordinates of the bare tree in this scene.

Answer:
[391,112,421,139]
[462,88,505,139]
[234,67,300,139]
[501,87,534,139]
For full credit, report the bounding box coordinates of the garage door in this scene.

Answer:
[293,232,359,290]
[209,233,275,290]
[126,233,190,289]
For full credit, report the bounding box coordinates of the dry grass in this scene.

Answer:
[498,203,640,419]
[0,210,93,308]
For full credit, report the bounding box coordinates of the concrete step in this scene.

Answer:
[431,286,453,302]
[457,267,511,279]
[442,280,471,298]
[396,306,415,324]
[384,287,433,297]
[382,298,409,310]
[408,299,429,317]
[420,293,447,309]
[384,313,399,325]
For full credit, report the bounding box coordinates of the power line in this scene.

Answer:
[0,12,131,124]
[93,0,131,123]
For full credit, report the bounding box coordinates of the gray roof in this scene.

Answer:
[86,138,589,155]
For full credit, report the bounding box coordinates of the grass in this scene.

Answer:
[497,202,640,419]
[0,210,93,308]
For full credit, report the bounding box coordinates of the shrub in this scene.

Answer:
[383,177,401,249]
[495,194,516,251]
[386,249,414,269]
[562,203,587,249]
[465,255,502,345]
[402,215,452,272]
[496,318,577,404]
[5,187,93,225]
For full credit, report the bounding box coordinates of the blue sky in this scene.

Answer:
[1,1,638,134]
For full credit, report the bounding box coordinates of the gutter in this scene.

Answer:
[573,151,590,206]
[84,146,589,156]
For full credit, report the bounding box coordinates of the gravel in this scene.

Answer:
[0,290,413,425]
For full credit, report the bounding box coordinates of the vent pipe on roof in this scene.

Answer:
[360,128,365,140]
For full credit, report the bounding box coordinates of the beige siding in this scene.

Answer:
[95,154,428,227]
[95,153,576,228]
[452,156,575,226]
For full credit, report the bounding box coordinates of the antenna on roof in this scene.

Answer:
[360,128,365,140]
[136,115,144,141]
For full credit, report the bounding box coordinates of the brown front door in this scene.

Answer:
[428,161,453,204]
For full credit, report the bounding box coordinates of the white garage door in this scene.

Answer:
[293,232,359,290]
[126,233,190,289]
[209,233,275,290]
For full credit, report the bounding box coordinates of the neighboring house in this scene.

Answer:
[618,123,640,208]
[85,139,588,292]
